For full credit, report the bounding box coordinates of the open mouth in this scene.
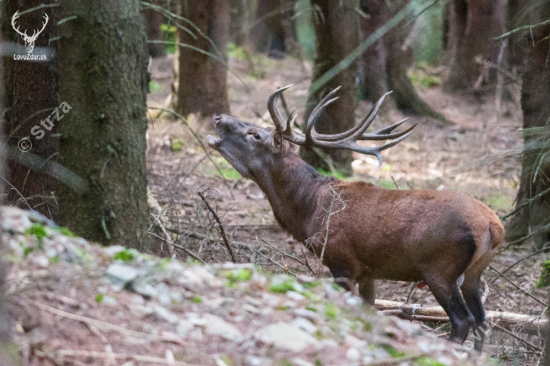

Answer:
[206,135,220,149]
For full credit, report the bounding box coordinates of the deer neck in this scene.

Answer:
[253,152,338,242]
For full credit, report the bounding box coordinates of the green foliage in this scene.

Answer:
[114,249,136,262]
[316,168,346,180]
[56,226,77,237]
[95,294,105,303]
[381,344,406,358]
[324,302,339,320]
[227,42,246,60]
[306,305,317,312]
[484,194,513,211]
[276,359,293,366]
[270,278,298,293]
[170,138,185,153]
[537,260,550,288]
[191,295,202,303]
[220,355,232,365]
[25,223,48,241]
[225,269,252,284]
[161,24,177,54]
[408,66,441,88]
[302,281,320,289]
[415,357,446,366]
[149,81,163,93]
[212,157,242,180]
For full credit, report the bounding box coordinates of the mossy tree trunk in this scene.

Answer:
[57,0,149,249]
[299,0,358,176]
[1,0,59,217]
[173,0,230,118]
[506,2,550,248]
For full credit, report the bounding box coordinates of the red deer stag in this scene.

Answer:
[207,86,504,351]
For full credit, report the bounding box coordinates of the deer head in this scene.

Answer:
[12,11,49,54]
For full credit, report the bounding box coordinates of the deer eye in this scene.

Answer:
[253,133,261,140]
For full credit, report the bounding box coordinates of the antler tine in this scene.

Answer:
[267,84,293,132]
[347,127,416,169]
[311,91,391,142]
[11,11,27,37]
[304,86,342,142]
[359,119,416,141]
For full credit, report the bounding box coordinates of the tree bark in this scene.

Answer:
[172,0,230,118]
[358,0,390,104]
[443,0,506,92]
[299,0,358,176]
[2,0,59,218]
[506,6,550,248]
[57,0,149,250]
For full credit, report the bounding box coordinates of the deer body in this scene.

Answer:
[207,87,504,352]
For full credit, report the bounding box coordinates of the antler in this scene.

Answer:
[29,13,48,40]
[11,11,28,38]
[267,86,417,169]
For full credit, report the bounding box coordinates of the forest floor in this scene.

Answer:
[4,52,544,366]
[144,52,547,365]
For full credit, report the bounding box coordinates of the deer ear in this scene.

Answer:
[272,131,283,153]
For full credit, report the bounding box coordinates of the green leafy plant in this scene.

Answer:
[191,295,202,303]
[114,249,136,262]
[95,294,105,303]
[161,24,177,54]
[25,223,48,241]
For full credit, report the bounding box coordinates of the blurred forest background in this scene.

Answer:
[0,0,550,364]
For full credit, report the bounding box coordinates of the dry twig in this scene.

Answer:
[197,191,237,263]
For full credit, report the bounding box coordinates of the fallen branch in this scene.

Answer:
[37,349,190,365]
[197,191,237,263]
[375,299,548,335]
[35,302,185,344]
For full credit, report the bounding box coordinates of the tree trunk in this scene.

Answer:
[358,0,390,105]
[358,0,442,119]
[146,3,166,58]
[444,0,506,92]
[299,0,358,176]
[57,0,149,250]
[385,1,443,119]
[506,3,550,248]
[173,0,230,119]
[2,0,59,218]
[251,0,298,58]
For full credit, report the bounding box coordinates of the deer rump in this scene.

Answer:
[207,85,505,352]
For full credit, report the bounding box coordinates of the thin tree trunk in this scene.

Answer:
[173,0,230,118]
[2,0,59,218]
[57,0,149,249]
[251,0,297,58]
[444,0,506,92]
[506,3,550,247]
[384,0,444,119]
[358,0,390,105]
[146,3,166,58]
[299,0,358,176]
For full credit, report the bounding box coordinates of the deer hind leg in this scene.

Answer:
[426,280,474,344]
[461,250,496,352]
